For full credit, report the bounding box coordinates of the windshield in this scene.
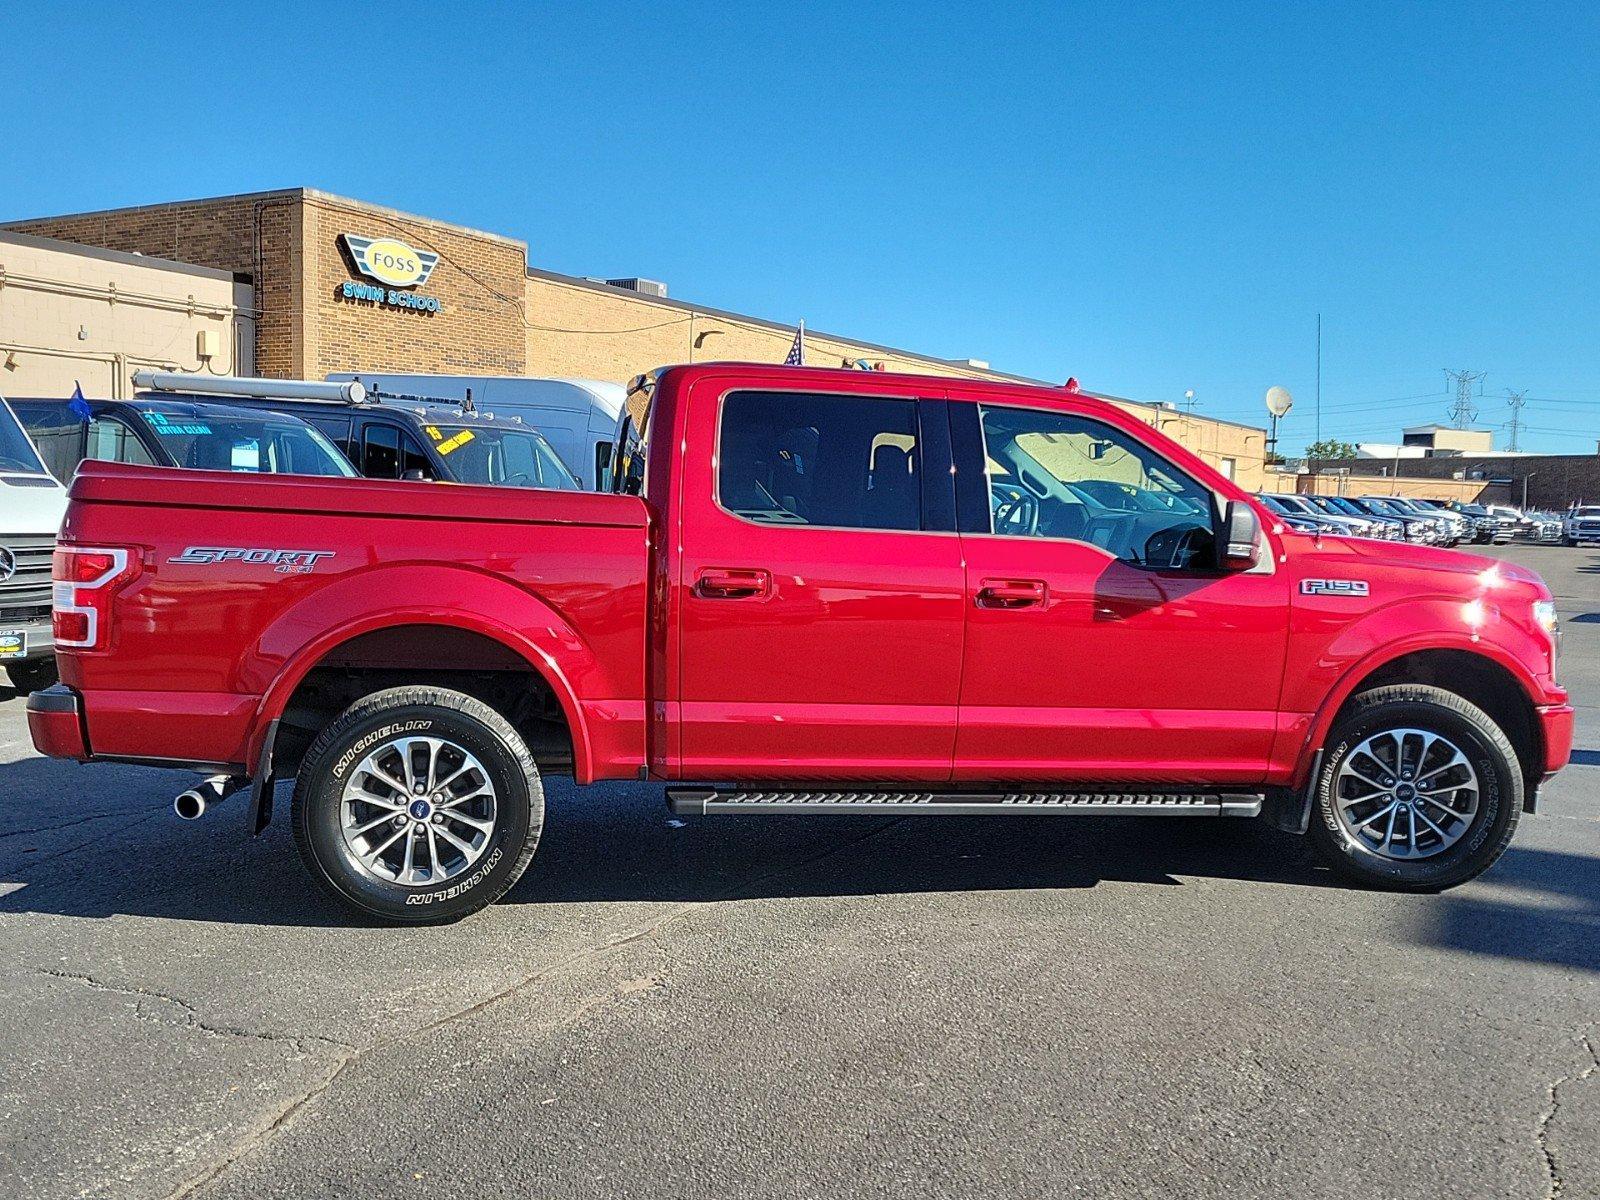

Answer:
[1326,497,1364,516]
[0,400,50,475]
[138,408,356,477]
[1362,498,1407,517]
[421,424,578,489]
[1574,507,1600,518]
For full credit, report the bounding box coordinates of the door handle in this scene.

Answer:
[694,567,771,599]
[976,578,1048,609]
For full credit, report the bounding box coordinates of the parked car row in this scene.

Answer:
[13,374,583,493]
[1255,492,1589,549]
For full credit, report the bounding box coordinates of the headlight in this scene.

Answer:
[1533,600,1558,637]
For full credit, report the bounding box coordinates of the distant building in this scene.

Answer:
[1400,425,1495,454]
[1358,424,1498,461]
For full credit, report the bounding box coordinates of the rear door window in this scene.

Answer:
[717,390,921,531]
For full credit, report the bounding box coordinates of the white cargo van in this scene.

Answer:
[328,374,625,489]
[0,398,68,692]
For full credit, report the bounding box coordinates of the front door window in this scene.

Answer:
[977,405,1217,570]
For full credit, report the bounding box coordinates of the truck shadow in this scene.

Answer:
[2,763,1595,977]
[0,760,1339,928]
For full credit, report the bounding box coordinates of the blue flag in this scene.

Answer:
[68,383,92,420]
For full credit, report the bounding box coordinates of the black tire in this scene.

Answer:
[5,658,58,694]
[291,687,543,924]
[1307,684,1521,891]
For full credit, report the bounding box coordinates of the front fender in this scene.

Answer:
[243,564,596,780]
[1285,596,1548,788]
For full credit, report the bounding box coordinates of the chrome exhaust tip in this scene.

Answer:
[174,775,236,820]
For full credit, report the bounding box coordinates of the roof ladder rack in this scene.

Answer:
[130,371,367,405]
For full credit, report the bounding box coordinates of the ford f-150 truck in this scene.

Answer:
[27,363,1573,922]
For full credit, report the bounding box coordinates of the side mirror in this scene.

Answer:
[1219,500,1261,570]
[401,468,429,482]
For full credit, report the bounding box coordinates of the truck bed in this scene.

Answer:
[58,460,651,776]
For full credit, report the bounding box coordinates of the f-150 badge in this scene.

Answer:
[169,547,335,574]
[1301,578,1369,596]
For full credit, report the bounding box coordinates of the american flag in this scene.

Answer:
[783,321,805,365]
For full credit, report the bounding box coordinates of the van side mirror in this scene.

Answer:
[1219,500,1261,569]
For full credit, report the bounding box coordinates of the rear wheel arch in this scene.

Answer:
[253,617,593,786]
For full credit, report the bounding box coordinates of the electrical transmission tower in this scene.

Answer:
[1443,368,1486,429]
[1505,388,1527,452]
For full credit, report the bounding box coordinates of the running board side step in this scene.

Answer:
[667,789,1263,818]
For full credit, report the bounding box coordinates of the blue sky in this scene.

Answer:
[6,1,1598,453]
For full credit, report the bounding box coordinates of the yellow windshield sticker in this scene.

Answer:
[436,430,475,455]
[425,425,442,440]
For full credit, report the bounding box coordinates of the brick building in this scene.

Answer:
[3,188,1268,487]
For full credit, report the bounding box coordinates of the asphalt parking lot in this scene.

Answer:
[1,542,1596,1200]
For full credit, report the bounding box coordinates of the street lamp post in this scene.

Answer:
[1521,471,1537,511]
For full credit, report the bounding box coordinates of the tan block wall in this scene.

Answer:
[1297,473,1489,503]
[525,273,1267,489]
[0,236,254,399]
[4,194,300,377]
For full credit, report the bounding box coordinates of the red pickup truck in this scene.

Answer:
[29,363,1572,922]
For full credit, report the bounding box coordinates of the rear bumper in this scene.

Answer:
[1538,703,1575,779]
[27,685,89,760]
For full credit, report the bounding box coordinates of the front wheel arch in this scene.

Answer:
[1300,647,1542,803]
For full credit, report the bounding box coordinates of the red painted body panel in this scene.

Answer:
[37,364,1571,795]
[670,369,963,780]
[56,460,648,781]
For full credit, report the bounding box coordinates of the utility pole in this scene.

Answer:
[1443,368,1486,429]
[1505,388,1527,452]
[1315,314,1322,444]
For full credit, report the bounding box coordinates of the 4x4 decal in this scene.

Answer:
[169,547,335,574]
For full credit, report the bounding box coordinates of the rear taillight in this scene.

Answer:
[52,545,141,650]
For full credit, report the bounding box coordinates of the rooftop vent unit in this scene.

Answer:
[605,277,668,298]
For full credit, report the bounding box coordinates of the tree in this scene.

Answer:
[1305,438,1359,461]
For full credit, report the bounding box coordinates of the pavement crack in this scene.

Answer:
[0,808,166,841]
[1537,1026,1599,1200]
[34,968,353,1056]
[160,815,908,1199]
[2,811,167,874]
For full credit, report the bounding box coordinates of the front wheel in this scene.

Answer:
[1307,684,1521,891]
[5,658,58,694]
[291,687,544,923]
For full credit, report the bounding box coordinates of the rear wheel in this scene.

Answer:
[291,687,543,923]
[1308,684,1521,891]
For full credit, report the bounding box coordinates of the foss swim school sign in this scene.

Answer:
[337,234,444,313]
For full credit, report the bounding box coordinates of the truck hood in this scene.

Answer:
[0,474,68,533]
[1291,531,1548,598]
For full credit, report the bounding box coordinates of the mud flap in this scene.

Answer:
[250,719,280,836]
[1262,749,1322,835]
